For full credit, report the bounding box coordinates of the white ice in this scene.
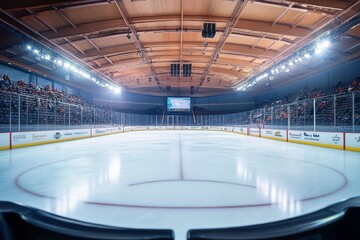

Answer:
[0,130,359,239]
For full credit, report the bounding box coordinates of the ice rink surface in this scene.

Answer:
[0,130,359,239]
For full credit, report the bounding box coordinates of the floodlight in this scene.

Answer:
[114,88,121,94]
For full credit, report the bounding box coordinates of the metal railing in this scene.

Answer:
[1,91,359,133]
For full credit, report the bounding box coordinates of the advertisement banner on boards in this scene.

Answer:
[261,129,286,141]
[249,128,260,137]
[91,127,121,136]
[345,133,360,152]
[232,127,247,134]
[288,130,343,149]
[12,129,90,148]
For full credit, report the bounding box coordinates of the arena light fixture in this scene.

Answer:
[113,88,121,94]
[63,62,70,68]
[25,43,121,93]
[236,29,337,91]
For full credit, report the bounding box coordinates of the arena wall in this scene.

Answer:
[0,133,10,150]
[0,127,359,152]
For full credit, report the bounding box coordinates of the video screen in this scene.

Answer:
[167,97,191,112]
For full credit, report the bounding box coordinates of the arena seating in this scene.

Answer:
[1,74,359,132]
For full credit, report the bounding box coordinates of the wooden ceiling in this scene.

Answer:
[1,0,360,96]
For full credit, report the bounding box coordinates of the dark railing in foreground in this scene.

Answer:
[0,201,174,240]
[188,197,360,240]
[1,198,359,240]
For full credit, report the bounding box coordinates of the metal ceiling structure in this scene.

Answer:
[0,0,360,96]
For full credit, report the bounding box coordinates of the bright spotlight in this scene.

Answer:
[289,61,293,66]
[64,62,70,68]
[322,40,330,48]
[26,45,32,50]
[281,65,286,70]
[315,48,322,54]
[44,54,51,60]
[304,53,311,59]
[56,60,63,66]
[114,88,121,94]
[33,49,40,54]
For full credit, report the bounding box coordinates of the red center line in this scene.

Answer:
[179,131,184,180]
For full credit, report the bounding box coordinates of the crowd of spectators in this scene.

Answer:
[257,77,360,109]
[252,77,360,127]
[0,74,117,128]
[0,74,86,106]
[1,73,359,129]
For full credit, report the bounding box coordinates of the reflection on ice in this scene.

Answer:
[54,157,121,215]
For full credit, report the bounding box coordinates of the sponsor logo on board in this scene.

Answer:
[289,132,302,139]
[331,134,341,144]
[303,132,320,142]
[53,132,62,139]
[13,134,27,140]
[275,131,283,137]
[32,133,47,141]
[95,129,106,134]
[74,131,88,135]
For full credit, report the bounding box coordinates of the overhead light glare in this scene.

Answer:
[114,87,121,94]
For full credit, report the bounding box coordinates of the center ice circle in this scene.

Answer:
[15,131,347,209]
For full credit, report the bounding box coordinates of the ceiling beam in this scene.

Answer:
[75,41,274,60]
[84,44,268,70]
[110,66,245,79]
[40,15,310,40]
[58,27,293,49]
[90,54,258,71]
[0,0,108,10]
[235,19,311,37]
[76,44,137,58]
[253,0,336,15]
[286,0,351,10]
[114,0,161,88]
[41,18,127,39]
[222,44,277,58]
